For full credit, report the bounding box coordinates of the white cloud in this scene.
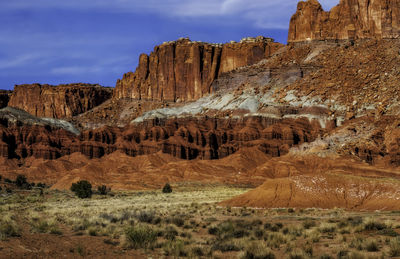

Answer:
[2,0,340,29]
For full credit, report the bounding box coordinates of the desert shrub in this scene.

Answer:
[163,239,187,257]
[389,238,400,257]
[319,223,336,233]
[97,185,109,195]
[363,219,387,231]
[36,182,46,188]
[347,216,363,226]
[31,220,51,233]
[191,246,205,257]
[170,215,185,227]
[0,186,2,191]
[303,219,317,229]
[162,183,172,193]
[164,226,178,241]
[254,229,264,239]
[124,225,157,249]
[349,236,364,250]
[208,226,219,235]
[212,241,240,252]
[319,254,333,259]
[264,222,283,232]
[70,180,92,199]
[136,211,155,224]
[4,178,12,183]
[364,239,379,252]
[15,174,31,189]
[0,220,20,240]
[266,233,287,248]
[241,241,275,259]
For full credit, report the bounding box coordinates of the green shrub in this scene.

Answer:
[71,180,92,199]
[15,174,31,189]
[124,225,157,249]
[162,183,172,193]
[97,185,109,195]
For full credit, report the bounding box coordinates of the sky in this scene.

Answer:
[0,0,339,90]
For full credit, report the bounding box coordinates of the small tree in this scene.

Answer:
[162,183,172,193]
[71,180,92,199]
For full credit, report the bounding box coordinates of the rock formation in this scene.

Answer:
[114,37,283,102]
[0,110,324,160]
[8,83,113,119]
[288,0,400,43]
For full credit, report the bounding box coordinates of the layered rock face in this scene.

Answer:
[114,37,283,102]
[288,0,400,43]
[0,114,323,160]
[9,83,113,119]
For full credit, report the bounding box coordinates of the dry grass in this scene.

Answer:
[0,185,400,258]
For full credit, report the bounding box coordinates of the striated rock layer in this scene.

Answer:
[288,0,400,43]
[114,37,283,102]
[9,83,113,119]
[0,112,325,160]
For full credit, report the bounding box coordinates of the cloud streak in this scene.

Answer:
[2,0,339,29]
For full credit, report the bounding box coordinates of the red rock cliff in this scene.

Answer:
[288,0,400,43]
[114,37,283,102]
[8,83,113,119]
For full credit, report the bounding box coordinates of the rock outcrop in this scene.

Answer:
[288,0,400,43]
[114,37,283,102]
[8,83,113,119]
[0,112,324,160]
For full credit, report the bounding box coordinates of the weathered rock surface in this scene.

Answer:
[114,37,283,102]
[0,112,324,160]
[288,0,400,43]
[221,154,400,211]
[8,83,113,119]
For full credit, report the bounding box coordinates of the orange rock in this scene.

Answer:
[9,83,113,119]
[288,0,400,43]
[114,37,283,102]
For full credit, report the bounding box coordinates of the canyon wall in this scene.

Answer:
[288,0,400,43]
[0,109,324,160]
[8,83,113,119]
[114,37,283,102]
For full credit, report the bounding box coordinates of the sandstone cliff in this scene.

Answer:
[8,83,113,119]
[114,37,283,102]
[288,0,400,43]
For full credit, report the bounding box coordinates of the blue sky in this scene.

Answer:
[0,0,338,90]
